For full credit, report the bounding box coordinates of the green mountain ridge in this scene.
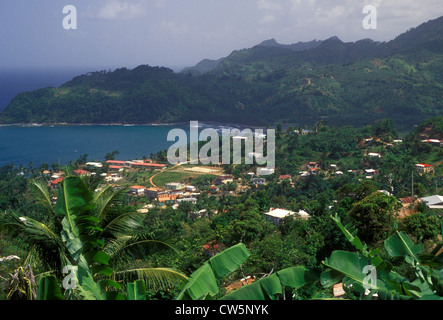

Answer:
[1,16,443,130]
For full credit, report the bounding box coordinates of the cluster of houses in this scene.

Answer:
[129,182,199,207]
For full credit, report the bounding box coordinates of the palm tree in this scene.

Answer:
[0,176,187,299]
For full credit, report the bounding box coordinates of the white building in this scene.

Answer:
[264,208,310,225]
[256,167,275,176]
[166,182,185,190]
[419,195,443,209]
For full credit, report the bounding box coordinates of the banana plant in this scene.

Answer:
[176,243,251,300]
[320,214,443,300]
[1,175,187,299]
[33,176,185,300]
[175,242,320,300]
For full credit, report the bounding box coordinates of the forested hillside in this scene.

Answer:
[1,16,443,130]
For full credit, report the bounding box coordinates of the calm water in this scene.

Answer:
[0,124,189,168]
[0,123,250,168]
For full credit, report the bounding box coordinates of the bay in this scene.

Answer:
[0,122,248,168]
[0,124,187,168]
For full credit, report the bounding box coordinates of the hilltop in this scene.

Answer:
[1,16,443,130]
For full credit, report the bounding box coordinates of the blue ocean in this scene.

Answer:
[0,124,190,167]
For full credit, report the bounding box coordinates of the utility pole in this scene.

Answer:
[412,171,414,199]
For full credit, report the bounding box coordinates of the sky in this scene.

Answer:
[1,0,443,72]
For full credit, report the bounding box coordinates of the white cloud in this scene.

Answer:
[96,0,145,20]
[257,0,283,11]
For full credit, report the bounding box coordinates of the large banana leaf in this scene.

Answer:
[384,231,424,262]
[127,280,147,300]
[37,276,64,300]
[221,266,319,300]
[55,177,96,264]
[176,243,250,300]
[177,262,219,300]
[321,250,418,299]
[322,251,385,294]
[209,242,251,279]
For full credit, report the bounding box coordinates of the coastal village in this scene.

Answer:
[43,130,443,244]
[3,123,443,300]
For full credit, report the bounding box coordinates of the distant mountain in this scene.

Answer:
[1,15,443,130]
[180,38,323,76]
[180,58,224,76]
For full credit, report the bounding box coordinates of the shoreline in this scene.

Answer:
[0,121,271,130]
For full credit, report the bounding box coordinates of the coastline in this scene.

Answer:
[0,120,271,130]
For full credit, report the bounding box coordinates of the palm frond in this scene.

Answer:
[104,236,179,269]
[114,267,187,291]
[94,185,129,221]
[101,212,143,236]
[0,211,70,271]
[28,179,53,213]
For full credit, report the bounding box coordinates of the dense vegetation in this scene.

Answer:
[1,116,443,300]
[1,16,443,130]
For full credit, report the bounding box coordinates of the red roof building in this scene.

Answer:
[130,162,167,169]
[74,169,90,176]
[106,160,127,165]
[49,177,64,189]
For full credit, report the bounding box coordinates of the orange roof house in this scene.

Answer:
[49,177,64,189]
[129,185,146,195]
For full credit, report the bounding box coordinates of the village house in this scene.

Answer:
[294,129,313,135]
[177,197,198,205]
[74,169,91,176]
[51,171,65,179]
[365,169,379,179]
[415,163,434,174]
[307,162,319,173]
[368,152,382,158]
[145,187,165,199]
[251,177,266,185]
[157,193,178,205]
[86,162,103,169]
[130,162,167,170]
[104,173,123,183]
[129,185,146,196]
[215,175,234,186]
[108,165,125,172]
[419,195,443,210]
[264,208,310,226]
[49,177,64,190]
[256,167,275,176]
[421,139,443,147]
[278,174,292,182]
[165,182,185,190]
[106,160,127,166]
[42,170,51,177]
[186,185,197,192]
